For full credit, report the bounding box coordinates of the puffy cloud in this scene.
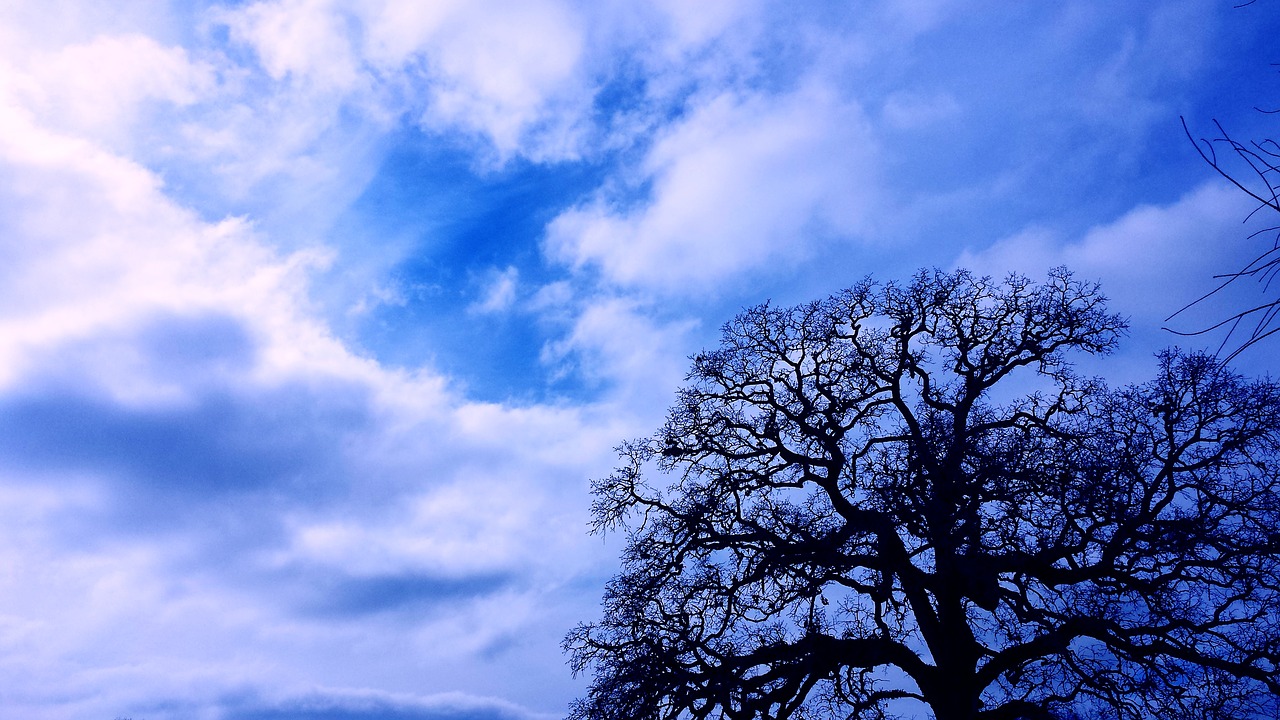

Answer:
[957,182,1255,318]
[402,0,588,160]
[646,0,757,52]
[0,14,622,718]
[218,0,593,163]
[5,33,216,146]
[545,83,880,292]
[224,0,363,90]
[0,89,333,393]
[955,181,1267,376]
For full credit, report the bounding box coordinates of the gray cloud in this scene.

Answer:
[301,571,515,618]
[0,381,367,499]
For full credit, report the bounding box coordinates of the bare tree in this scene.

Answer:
[1171,116,1280,360]
[566,268,1280,720]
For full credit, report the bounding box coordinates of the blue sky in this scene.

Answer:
[0,1,1276,718]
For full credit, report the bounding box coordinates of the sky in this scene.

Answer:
[0,1,1277,719]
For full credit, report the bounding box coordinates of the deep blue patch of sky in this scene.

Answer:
[333,132,611,403]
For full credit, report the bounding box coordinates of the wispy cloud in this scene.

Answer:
[469,267,519,315]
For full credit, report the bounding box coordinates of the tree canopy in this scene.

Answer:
[566,268,1280,720]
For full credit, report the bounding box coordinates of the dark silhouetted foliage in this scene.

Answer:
[567,269,1280,720]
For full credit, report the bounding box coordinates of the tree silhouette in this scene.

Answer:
[1171,116,1280,360]
[1173,5,1280,359]
[566,269,1280,720]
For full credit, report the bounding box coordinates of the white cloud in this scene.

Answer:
[2,32,217,148]
[408,0,588,160]
[0,143,370,406]
[223,0,362,90]
[0,0,188,56]
[0,14,629,717]
[470,266,520,315]
[541,296,697,415]
[625,0,765,82]
[545,82,880,292]
[956,182,1263,360]
[648,0,757,51]
[216,0,593,163]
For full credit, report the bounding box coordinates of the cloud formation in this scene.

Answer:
[0,2,1275,719]
[546,83,879,292]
